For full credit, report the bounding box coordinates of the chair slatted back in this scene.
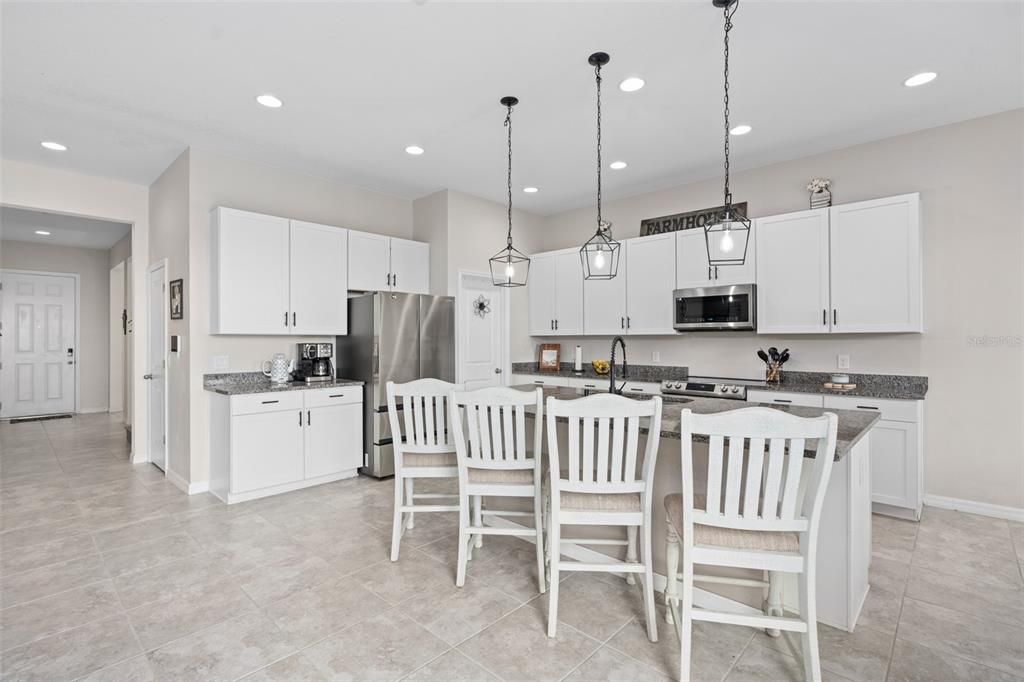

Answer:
[679,407,838,535]
[450,387,542,470]
[387,379,463,456]
[547,394,662,495]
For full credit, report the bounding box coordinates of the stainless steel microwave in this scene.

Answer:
[673,284,757,331]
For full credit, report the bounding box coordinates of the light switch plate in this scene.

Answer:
[837,354,850,370]
[652,351,661,363]
[211,355,230,371]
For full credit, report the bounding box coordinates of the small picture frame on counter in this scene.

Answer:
[538,344,561,373]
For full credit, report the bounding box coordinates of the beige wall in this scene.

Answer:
[1,239,112,413]
[108,232,132,269]
[412,190,448,296]
[527,109,1024,510]
[0,159,150,459]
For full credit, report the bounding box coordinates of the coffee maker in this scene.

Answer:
[293,343,334,383]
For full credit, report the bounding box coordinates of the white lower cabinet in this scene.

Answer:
[210,386,363,504]
[746,390,824,408]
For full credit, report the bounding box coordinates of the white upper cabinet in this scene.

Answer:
[676,227,756,289]
[389,237,430,294]
[553,250,584,335]
[829,194,921,333]
[347,232,391,292]
[347,232,430,294]
[289,221,348,335]
[584,257,627,335]
[755,208,831,334]
[528,253,557,335]
[626,234,676,334]
[211,208,291,335]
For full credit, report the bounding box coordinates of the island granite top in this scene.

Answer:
[510,385,879,461]
[203,372,363,396]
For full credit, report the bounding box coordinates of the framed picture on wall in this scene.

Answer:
[169,279,183,320]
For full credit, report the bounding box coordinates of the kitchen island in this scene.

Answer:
[509,385,878,632]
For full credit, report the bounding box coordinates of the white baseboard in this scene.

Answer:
[165,468,210,495]
[188,480,210,495]
[77,407,109,414]
[924,495,1024,523]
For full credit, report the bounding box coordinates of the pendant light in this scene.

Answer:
[705,0,751,267]
[489,96,530,287]
[580,52,621,280]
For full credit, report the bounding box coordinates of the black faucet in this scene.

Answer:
[609,336,628,394]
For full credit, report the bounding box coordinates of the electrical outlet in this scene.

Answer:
[652,351,661,363]
[211,355,230,371]
[837,354,850,370]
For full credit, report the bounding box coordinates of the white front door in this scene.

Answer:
[459,274,505,391]
[0,271,76,418]
[147,264,167,470]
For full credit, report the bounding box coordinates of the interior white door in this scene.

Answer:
[147,264,167,471]
[553,250,584,335]
[675,229,714,289]
[755,209,831,334]
[459,274,505,390]
[289,221,348,335]
[527,253,557,335]
[347,231,390,291]
[0,271,76,418]
[626,234,676,334]
[389,238,430,294]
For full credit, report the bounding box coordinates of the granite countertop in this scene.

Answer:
[203,372,363,396]
[752,371,928,401]
[512,362,689,382]
[511,385,879,461]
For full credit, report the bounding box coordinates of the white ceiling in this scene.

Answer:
[2,2,1021,214]
[0,207,131,250]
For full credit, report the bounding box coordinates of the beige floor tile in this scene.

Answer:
[0,517,91,555]
[0,531,98,576]
[262,577,389,647]
[870,555,910,597]
[564,645,671,682]
[0,553,109,608]
[0,500,82,533]
[112,553,230,610]
[607,607,752,682]
[243,652,327,681]
[90,515,181,552]
[856,585,902,635]
[0,614,140,681]
[236,552,341,605]
[302,611,449,681]
[754,621,894,682]
[468,544,550,602]
[897,597,1024,677]
[404,649,499,681]
[532,573,648,642]
[100,531,202,576]
[459,605,601,682]
[146,612,298,680]
[887,638,1024,682]
[724,642,856,682]
[905,564,1024,628]
[911,535,1023,591]
[291,523,392,575]
[919,507,1011,540]
[126,575,257,651]
[355,549,461,605]
[177,509,280,545]
[0,580,123,652]
[203,532,312,572]
[81,654,157,682]
[403,582,523,646]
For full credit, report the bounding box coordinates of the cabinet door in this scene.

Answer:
[747,390,824,407]
[626,234,676,334]
[231,410,304,493]
[714,225,756,286]
[830,194,921,333]
[304,403,363,478]
[553,250,584,335]
[584,260,627,335]
[348,231,390,291]
[290,221,348,335]
[867,419,918,509]
[755,209,831,334]
[389,238,430,294]
[528,254,557,335]
[675,229,714,289]
[211,208,290,334]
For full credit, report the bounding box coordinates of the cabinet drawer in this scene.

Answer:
[231,391,304,416]
[621,382,661,396]
[519,374,570,388]
[304,386,364,409]
[747,390,824,408]
[823,395,919,422]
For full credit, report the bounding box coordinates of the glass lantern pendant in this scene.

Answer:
[489,96,530,287]
[580,52,621,280]
[706,0,751,267]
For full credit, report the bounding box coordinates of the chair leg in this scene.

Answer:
[799,570,822,682]
[641,520,658,643]
[664,527,681,625]
[625,526,638,586]
[456,489,470,587]
[766,570,784,638]
[405,478,415,529]
[543,494,552,585]
[390,473,404,562]
[473,495,483,548]
[547,519,560,638]
[679,556,694,682]
[533,486,546,594]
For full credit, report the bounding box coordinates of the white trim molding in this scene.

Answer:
[923,495,1024,523]
[165,467,188,494]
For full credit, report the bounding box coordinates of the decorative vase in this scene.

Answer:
[809,189,832,210]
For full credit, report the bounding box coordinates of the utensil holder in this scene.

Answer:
[765,362,783,384]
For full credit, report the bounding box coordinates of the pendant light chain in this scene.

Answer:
[722,0,737,207]
[505,102,514,247]
[595,60,603,229]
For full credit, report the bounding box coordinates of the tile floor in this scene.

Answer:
[1,413,1022,681]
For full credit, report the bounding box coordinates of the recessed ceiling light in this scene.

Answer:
[255,94,283,108]
[619,77,645,93]
[523,187,539,193]
[903,72,937,87]
[729,124,752,136]
[609,161,628,170]
[35,230,51,236]
[40,141,67,151]
[405,145,424,156]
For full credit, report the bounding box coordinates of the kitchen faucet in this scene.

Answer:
[609,336,628,395]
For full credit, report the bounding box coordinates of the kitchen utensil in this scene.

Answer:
[768,347,779,362]
[757,349,769,364]
[779,350,790,364]
[262,353,290,384]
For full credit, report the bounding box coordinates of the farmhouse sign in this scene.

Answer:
[639,202,748,237]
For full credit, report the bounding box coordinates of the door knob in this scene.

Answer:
[143,374,153,380]
[494,368,502,374]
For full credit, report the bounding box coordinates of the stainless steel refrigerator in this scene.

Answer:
[336,292,455,478]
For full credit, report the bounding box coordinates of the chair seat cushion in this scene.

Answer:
[403,452,457,467]
[467,467,535,485]
[542,471,642,513]
[664,493,800,552]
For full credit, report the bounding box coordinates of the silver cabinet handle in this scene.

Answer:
[143,374,153,380]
